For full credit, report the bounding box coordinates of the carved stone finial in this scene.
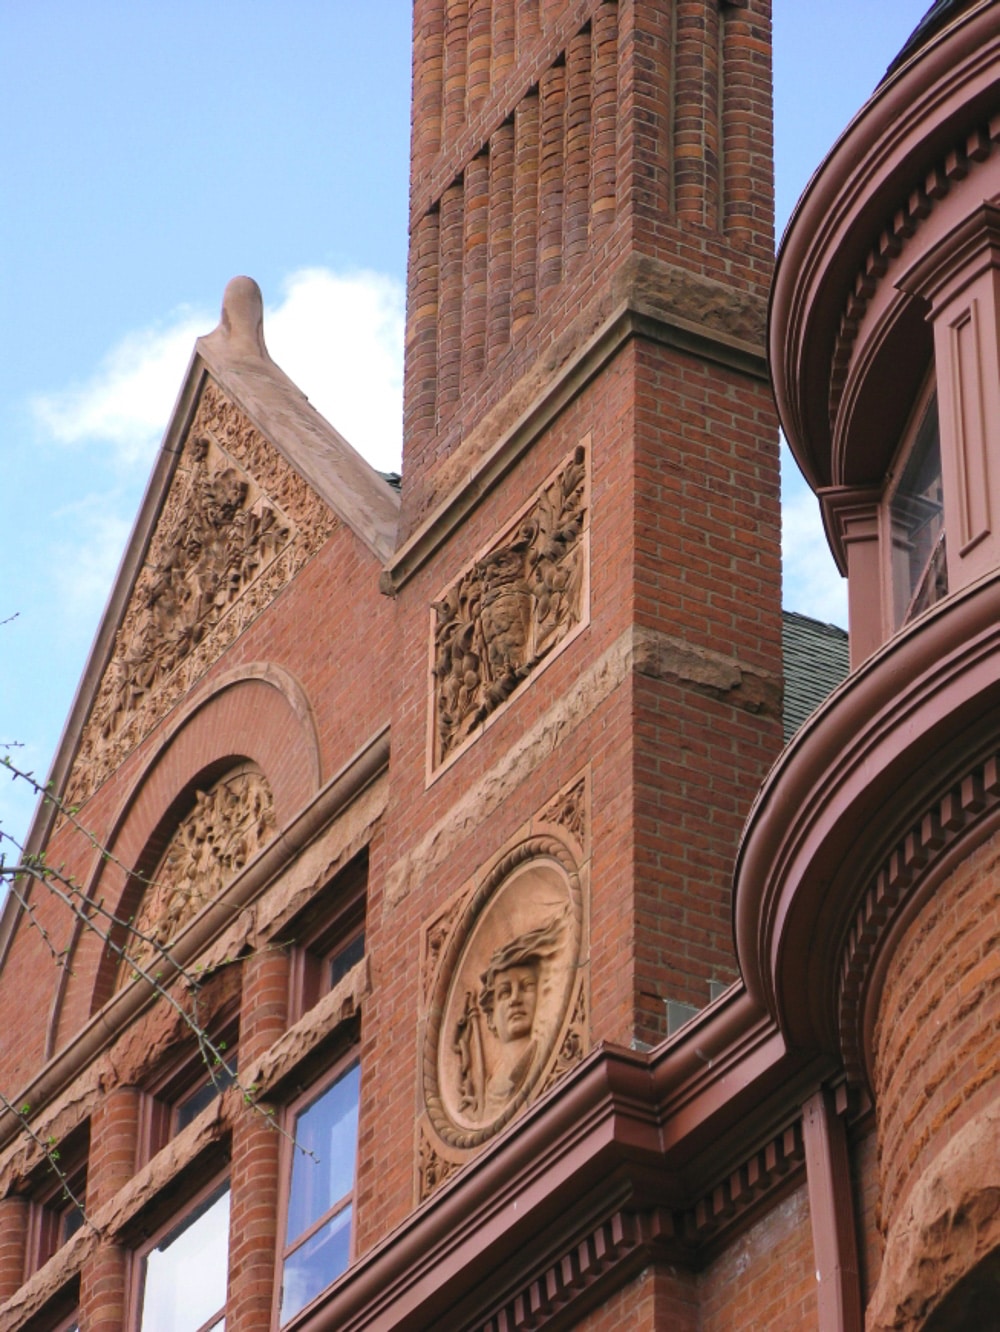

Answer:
[216,276,268,358]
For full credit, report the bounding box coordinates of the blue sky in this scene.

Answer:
[1,1,926,847]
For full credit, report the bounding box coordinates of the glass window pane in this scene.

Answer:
[280,1204,352,1324]
[329,933,365,990]
[139,1184,230,1332]
[175,1061,237,1133]
[890,396,946,627]
[286,1064,360,1244]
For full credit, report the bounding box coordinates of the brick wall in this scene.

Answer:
[0,514,393,1093]
[572,1264,699,1331]
[401,0,775,534]
[847,1125,881,1308]
[873,826,1000,1234]
[699,1184,817,1329]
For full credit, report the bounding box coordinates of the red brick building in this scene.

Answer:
[0,1,997,1328]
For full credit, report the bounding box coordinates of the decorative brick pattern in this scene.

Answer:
[840,751,1000,1085]
[873,825,1000,1231]
[698,1183,817,1331]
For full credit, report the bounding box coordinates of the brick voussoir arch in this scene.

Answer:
[51,664,321,1043]
[106,662,320,863]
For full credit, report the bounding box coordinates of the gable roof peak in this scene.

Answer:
[193,276,400,564]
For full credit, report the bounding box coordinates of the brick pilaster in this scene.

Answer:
[80,1085,140,1332]
[0,1197,28,1302]
[226,947,290,1331]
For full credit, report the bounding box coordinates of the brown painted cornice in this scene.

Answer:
[769,0,1000,490]
[290,989,827,1332]
[735,568,1000,1084]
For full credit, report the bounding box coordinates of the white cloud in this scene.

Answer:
[32,312,209,467]
[29,267,405,475]
[49,493,134,633]
[265,268,405,474]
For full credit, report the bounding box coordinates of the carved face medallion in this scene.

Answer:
[492,965,538,1042]
[423,836,584,1150]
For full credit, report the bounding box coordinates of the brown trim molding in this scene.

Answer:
[803,1087,863,1332]
[843,750,1000,1087]
[475,1209,674,1332]
[827,120,998,429]
[445,1119,808,1332]
[736,566,1000,1078]
[288,987,826,1332]
[770,0,1000,489]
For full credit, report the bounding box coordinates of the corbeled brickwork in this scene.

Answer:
[698,1184,817,1330]
[401,0,775,534]
[873,825,1000,1233]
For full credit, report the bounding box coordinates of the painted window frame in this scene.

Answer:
[23,1126,89,1278]
[880,374,946,631]
[273,1054,361,1326]
[136,1016,239,1166]
[128,1168,231,1332]
[286,852,367,1023]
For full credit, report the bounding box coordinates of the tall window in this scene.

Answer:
[137,1019,238,1165]
[24,1128,88,1277]
[134,1179,230,1332]
[278,1061,360,1324]
[887,390,947,628]
[286,853,367,1022]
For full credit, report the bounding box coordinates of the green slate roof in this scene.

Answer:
[782,610,849,742]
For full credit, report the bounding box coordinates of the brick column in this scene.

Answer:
[0,1196,28,1301]
[226,947,290,1331]
[80,1085,141,1332]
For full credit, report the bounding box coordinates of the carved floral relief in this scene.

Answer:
[417,776,590,1200]
[430,443,589,771]
[116,766,275,988]
[66,381,336,808]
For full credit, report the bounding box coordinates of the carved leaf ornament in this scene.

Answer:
[115,767,275,989]
[431,444,589,768]
[67,383,335,808]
